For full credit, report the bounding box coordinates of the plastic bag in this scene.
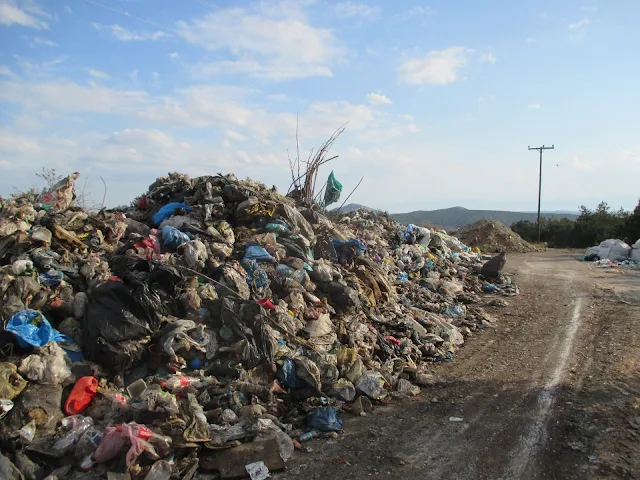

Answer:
[323,171,343,207]
[18,342,73,385]
[282,204,314,240]
[355,370,387,399]
[37,172,79,211]
[6,310,72,348]
[94,423,160,467]
[276,359,297,388]
[264,223,290,235]
[333,238,366,257]
[93,426,128,464]
[0,363,27,400]
[53,415,94,454]
[311,260,333,282]
[152,202,191,226]
[328,378,356,402]
[307,406,343,432]
[83,281,159,371]
[597,239,631,262]
[161,225,190,248]
[65,377,98,415]
[395,378,420,396]
[243,244,276,264]
[183,393,211,442]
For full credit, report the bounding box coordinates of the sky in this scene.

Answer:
[0,0,639,213]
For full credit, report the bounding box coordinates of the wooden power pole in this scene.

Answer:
[528,144,555,243]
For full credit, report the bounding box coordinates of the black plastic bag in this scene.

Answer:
[83,281,160,371]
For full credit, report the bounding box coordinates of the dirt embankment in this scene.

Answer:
[455,220,537,253]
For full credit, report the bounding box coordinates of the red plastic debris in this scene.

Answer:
[257,298,276,310]
[65,376,98,416]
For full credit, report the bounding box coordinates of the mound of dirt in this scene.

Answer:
[455,220,537,253]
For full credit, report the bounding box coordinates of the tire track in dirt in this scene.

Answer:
[501,295,584,480]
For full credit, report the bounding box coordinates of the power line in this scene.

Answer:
[528,144,555,243]
[78,0,180,34]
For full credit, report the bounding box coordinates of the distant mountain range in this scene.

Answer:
[334,204,579,230]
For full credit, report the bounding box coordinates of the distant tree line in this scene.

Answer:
[511,200,640,248]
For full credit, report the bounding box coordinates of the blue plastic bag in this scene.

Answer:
[307,406,343,432]
[243,244,275,264]
[444,304,466,318]
[276,264,295,278]
[276,359,297,388]
[332,238,366,256]
[404,224,418,240]
[397,272,409,282]
[152,202,191,226]
[243,259,270,290]
[161,225,190,248]
[6,310,73,348]
[39,270,64,288]
[483,284,500,293]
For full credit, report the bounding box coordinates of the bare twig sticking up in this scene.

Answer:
[287,124,346,204]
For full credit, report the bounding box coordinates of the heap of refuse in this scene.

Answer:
[455,220,537,253]
[583,238,639,262]
[0,172,514,479]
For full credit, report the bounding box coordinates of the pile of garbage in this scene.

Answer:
[0,172,513,479]
[583,238,639,262]
[455,220,537,253]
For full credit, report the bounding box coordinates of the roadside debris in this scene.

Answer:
[0,171,517,478]
[582,239,640,269]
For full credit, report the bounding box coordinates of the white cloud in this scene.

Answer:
[526,37,536,44]
[92,23,168,41]
[223,129,250,142]
[107,128,187,151]
[168,52,179,60]
[581,5,597,13]
[570,155,595,172]
[398,47,470,85]
[394,6,434,20]
[65,6,73,15]
[356,124,420,142]
[0,129,41,154]
[88,69,111,80]
[0,1,49,29]
[0,65,14,77]
[620,148,640,163]
[0,80,148,114]
[480,53,497,64]
[408,6,434,16]
[32,36,58,47]
[303,101,376,136]
[568,18,589,42]
[526,103,540,110]
[335,2,381,19]
[138,86,379,142]
[569,18,589,29]
[177,3,340,80]
[366,92,392,106]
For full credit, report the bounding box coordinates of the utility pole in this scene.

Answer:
[528,144,555,243]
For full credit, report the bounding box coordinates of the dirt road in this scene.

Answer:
[279,250,640,480]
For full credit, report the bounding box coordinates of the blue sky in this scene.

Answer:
[0,0,638,212]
